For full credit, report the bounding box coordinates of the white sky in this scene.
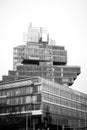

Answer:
[0,0,87,93]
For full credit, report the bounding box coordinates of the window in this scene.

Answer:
[71,101,77,109]
[7,90,10,97]
[34,104,40,110]
[26,87,31,94]
[60,98,64,105]
[20,97,23,104]
[15,106,20,112]
[26,96,31,103]
[2,107,6,113]
[22,97,26,104]
[21,106,25,111]
[10,89,15,97]
[1,98,6,106]
[10,98,14,105]
[15,98,20,105]
[33,86,38,93]
[38,85,42,92]
[32,95,37,103]
[55,96,60,104]
[61,107,66,115]
[15,88,20,95]
[0,91,2,96]
[20,87,25,95]
[37,94,41,102]
[7,99,10,105]
[2,90,7,97]
[29,86,33,94]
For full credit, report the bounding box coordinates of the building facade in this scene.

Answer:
[2,25,80,86]
[0,77,87,130]
[0,24,87,130]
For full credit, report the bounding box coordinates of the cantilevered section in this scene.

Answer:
[2,65,80,86]
[13,42,67,70]
[1,24,80,87]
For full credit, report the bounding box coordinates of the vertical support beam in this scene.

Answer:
[33,117,35,130]
[26,112,28,130]
[62,125,64,130]
[57,120,58,130]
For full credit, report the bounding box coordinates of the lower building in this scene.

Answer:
[0,77,87,130]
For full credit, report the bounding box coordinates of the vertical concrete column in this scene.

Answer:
[33,117,35,130]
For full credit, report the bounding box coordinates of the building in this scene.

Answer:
[0,77,87,130]
[0,24,87,130]
[3,25,80,86]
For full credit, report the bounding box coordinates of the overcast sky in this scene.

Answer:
[0,0,87,93]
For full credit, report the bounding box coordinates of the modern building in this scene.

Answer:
[0,24,87,130]
[0,77,87,130]
[3,25,80,86]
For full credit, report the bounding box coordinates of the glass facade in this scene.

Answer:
[3,64,80,86]
[2,25,80,87]
[0,77,42,116]
[0,77,87,129]
[0,25,85,130]
[41,79,87,128]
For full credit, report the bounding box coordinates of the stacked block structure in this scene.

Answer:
[0,25,87,130]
